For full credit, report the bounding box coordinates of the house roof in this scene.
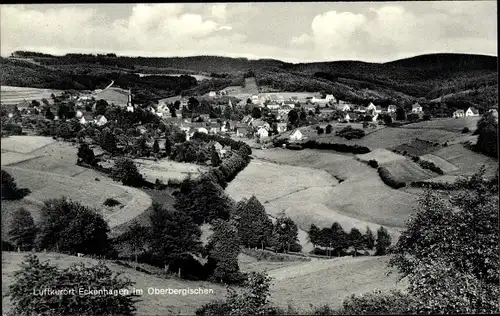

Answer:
[251,119,265,127]
[388,104,397,109]
[412,103,421,109]
[468,107,479,114]
[375,106,382,111]
[455,109,465,113]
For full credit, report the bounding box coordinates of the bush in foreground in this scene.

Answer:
[8,254,138,316]
[8,207,37,251]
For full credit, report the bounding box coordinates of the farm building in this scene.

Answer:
[387,105,397,113]
[338,104,351,112]
[325,94,336,102]
[235,124,250,137]
[79,113,94,125]
[208,91,217,97]
[256,127,269,139]
[289,129,303,141]
[367,102,376,112]
[453,109,465,118]
[281,101,296,108]
[345,112,360,122]
[465,107,479,117]
[209,122,219,134]
[95,115,108,126]
[278,108,291,118]
[277,122,287,133]
[312,95,329,104]
[75,110,83,118]
[412,103,423,113]
[267,102,281,110]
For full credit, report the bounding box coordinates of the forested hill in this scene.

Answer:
[2,52,497,112]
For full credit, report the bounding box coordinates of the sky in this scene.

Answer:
[0,1,497,63]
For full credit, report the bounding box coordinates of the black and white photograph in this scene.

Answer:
[0,1,498,315]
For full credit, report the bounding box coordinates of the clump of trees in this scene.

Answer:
[110,158,145,187]
[301,140,370,154]
[8,254,138,316]
[474,111,497,158]
[36,197,111,255]
[335,125,366,140]
[8,208,37,251]
[233,196,273,249]
[1,170,31,200]
[377,166,406,189]
[77,143,97,166]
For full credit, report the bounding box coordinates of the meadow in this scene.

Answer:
[94,86,129,106]
[134,158,208,183]
[401,117,481,133]
[381,159,438,183]
[432,144,498,177]
[356,148,406,165]
[0,85,63,104]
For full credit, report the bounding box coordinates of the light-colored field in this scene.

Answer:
[269,255,408,311]
[1,139,153,229]
[135,158,209,183]
[94,87,129,106]
[419,154,459,173]
[1,136,57,154]
[356,148,406,165]
[422,175,461,184]
[402,117,481,133]
[228,152,415,246]
[0,152,39,166]
[1,252,227,316]
[238,253,305,274]
[432,144,498,177]
[0,85,63,104]
[221,77,260,98]
[382,159,438,183]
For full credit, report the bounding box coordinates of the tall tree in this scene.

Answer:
[152,139,160,155]
[223,104,232,120]
[8,207,37,251]
[375,226,391,255]
[1,170,30,200]
[475,111,498,157]
[95,99,109,116]
[149,203,202,274]
[395,106,406,121]
[205,219,242,284]
[389,170,499,313]
[234,196,273,249]
[308,224,321,248]
[251,107,262,119]
[110,158,144,187]
[364,226,375,250]
[272,212,299,253]
[99,128,117,154]
[35,198,110,255]
[330,222,348,257]
[348,227,364,255]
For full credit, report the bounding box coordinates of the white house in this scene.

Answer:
[325,94,336,103]
[96,115,108,126]
[276,122,287,133]
[75,110,84,118]
[375,106,383,114]
[355,106,367,113]
[281,101,296,109]
[387,105,397,113]
[208,91,217,97]
[197,127,209,134]
[126,104,135,112]
[289,129,303,141]
[453,109,465,118]
[465,107,479,117]
[367,102,377,112]
[256,127,269,139]
[267,102,281,110]
[412,103,423,113]
[312,96,328,104]
[340,104,351,112]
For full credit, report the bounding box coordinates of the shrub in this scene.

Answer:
[110,158,145,187]
[335,125,365,139]
[1,170,31,200]
[302,140,370,154]
[367,160,378,168]
[340,290,413,314]
[462,127,470,133]
[103,198,121,207]
[377,166,406,189]
[8,254,138,316]
[167,178,183,187]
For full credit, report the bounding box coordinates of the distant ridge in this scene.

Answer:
[385,53,497,70]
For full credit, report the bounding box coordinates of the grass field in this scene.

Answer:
[0,85,63,105]
[381,159,438,183]
[268,255,408,312]
[1,136,57,154]
[135,158,208,183]
[229,151,415,246]
[419,154,459,173]
[432,144,498,177]
[391,139,441,156]
[401,117,480,133]
[356,148,406,165]
[94,86,129,106]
